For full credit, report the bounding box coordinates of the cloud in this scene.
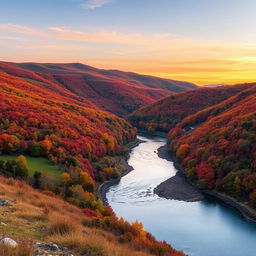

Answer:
[0,23,49,38]
[1,23,256,85]
[80,0,113,9]
[0,35,28,41]
[48,26,153,45]
[13,44,89,51]
[0,24,35,35]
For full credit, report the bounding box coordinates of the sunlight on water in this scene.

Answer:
[107,135,256,256]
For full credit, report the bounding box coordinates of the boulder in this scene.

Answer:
[0,199,8,206]
[36,242,60,251]
[1,237,18,247]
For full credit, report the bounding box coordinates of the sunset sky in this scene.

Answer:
[0,0,255,85]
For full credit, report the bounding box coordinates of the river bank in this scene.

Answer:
[155,145,204,202]
[97,138,144,205]
[137,129,168,138]
[156,144,256,224]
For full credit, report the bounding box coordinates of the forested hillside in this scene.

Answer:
[0,69,136,198]
[128,83,256,212]
[168,84,256,207]
[0,69,186,255]
[128,84,251,132]
[0,62,196,116]
[128,82,256,212]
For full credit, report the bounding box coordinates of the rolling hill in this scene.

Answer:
[0,62,196,116]
[0,68,185,255]
[0,69,137,178]
[128,83,253,132]
[168,84,256,210]
[128,80,256,215]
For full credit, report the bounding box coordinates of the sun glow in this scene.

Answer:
[0,23,255,85]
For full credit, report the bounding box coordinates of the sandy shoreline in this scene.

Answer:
[156,144,256,224]
[155,145,204,202]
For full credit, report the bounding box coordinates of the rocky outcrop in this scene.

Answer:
[34,242,73,256]
[0,199,9,206]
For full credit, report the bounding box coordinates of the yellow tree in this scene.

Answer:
[79,172,95,192]
[176,144,190,159]
[60,172,71,195]
[16,155,29,178]
[102,133,115,154]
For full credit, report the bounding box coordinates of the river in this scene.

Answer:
[107,135,256,256]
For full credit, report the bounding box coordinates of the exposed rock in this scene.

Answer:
[0,222,7,226]
[0,237,18,247]
[36,242,60,251]
[41,226,49,231]
[0,199,9,206]
[34,242,73,256]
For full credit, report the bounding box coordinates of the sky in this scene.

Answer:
[0,0,256,85]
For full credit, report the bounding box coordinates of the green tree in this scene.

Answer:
[233,176,242,198]
[16,155,29,178]
[29,142,41,156]
[33,171,42,189]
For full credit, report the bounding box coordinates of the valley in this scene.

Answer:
[1,1,255,255]
[0,62,255,256]
[106,134,256,256]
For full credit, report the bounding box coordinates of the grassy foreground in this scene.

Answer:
[0,176,152,256]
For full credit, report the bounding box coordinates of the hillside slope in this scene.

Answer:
[128,82,256,216]
[0,70,185,255]
[128,83,252,132]
[0,70,136,170]
[167,84,256,213]
[0,62,196,116]
[0,176,185,256]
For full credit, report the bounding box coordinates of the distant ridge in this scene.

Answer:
[128,83,254,132]
[0,61,197,116]
[203,83,227,88]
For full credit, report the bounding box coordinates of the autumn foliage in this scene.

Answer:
[0,62,190,255]
[0,68,139,211]
[82,207,186,256]
[128,84,253,132]
[167,84,256,206]
[0,69,137,165]
[0,61,195,116]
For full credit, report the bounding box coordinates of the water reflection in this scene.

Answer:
[107,135,256,256]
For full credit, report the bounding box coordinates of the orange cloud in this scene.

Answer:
[0,24,48,38]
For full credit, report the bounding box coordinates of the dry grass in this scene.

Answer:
[49,214,80,235]
[0,176,151,256]
[49,230,150,256]
[0,242,33,256]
